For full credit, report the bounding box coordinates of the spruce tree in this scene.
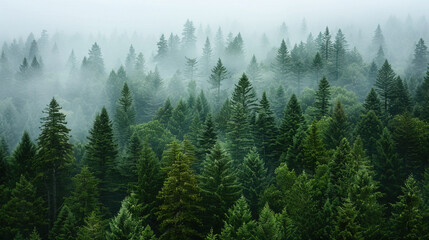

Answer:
[320,27,333,62]
[273,39,291,83]
[256,204,282,240]
[363,88,382,116]
[87,42,105,77]
[271,86,287,120]
[66,166,100,225]
[219,197,258,240]
[389,76,411,116]
[200,37,213,76]
[374,46,386,68]
[332,29,347,82]
[125,45,136,74]
[284,126,307,172]
[11,131,36,180]
[239,148,267,217]
[118,134,141,190]
[37,98,73,221]
[196,114,217,161]
[50,204,77,240]
[355,110,383,158]
[154,98,173,126]
[157,152,203,240]
[155,34,168,62]
[246,55,262,84]
[77,211,105,240]
[115,82,136,148]
[390,176,424,239]
[331,198,362,240]
[208,59,228,104]
[0,176,46,239]
[182,19,197,56]
[106,197,144,240]
[85,107,118,213]
[302,123,327,174]
[312,52,323,85]
[255,92,278,171]
[199,143,241,232]
[375,60,395,113]
[227,101,253,164]
[411,38,428,78]
[325,101,349,149]
[231,73,258,112]
[314,76,331,119]
[277,94,305,157]
[167,99,188,140]
[184,57,198,82]
[368,62,378,86]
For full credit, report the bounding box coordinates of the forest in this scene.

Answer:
[0,1,429,239]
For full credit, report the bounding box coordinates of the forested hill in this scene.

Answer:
[0,18,429,240]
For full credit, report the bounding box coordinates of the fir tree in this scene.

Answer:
[363,88,382,116]
[314,76,331,119]
[331,198,362,240]
[167,99,188,140]
[271,86,287,120]
[182,19,197,56]
[115,82,136,148]
[246,55,262,84]
[320,27,333,62]
[37,98,73,221]
[85,107,118,213]
[118,134,141,189]
[368,62,378,86]
[325,101,349,149]
[389,76,411,116]
[196,114,217,161]
[255,92,278,171]
[106,197,143,240]
[184,57,198,82]
[87,42,105,77]
[312,52,323,85]
[374,46,386,68]
[11,131,36,180]
[332,29,348,82]
[0,176,46,239]
[410,38,428,78]
[355,110,383,158]
[125,45,136,74]
[219,197,258,240]
[256,204,282,240]
[200,38,213,76]
[77,211,105,240]
[157,152,203,240]
[155,34,168,62]
[154,98,173,126]
[390,176,424,239]
[285,126,307,172]
[208,59,228,105]
[227,101,253,164]
[302,123,327,174]
[372,25,385,53]
[375,60,396,113]
[273,39,291,83]
[50,204,77,240]
[231,73,258,112]
[239,148,267,217]
[199,143,241,232]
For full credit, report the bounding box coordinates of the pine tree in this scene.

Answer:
[106,197,143,240]
[355,110,383,158]
[215,98,231,137]
[118,134,141,189]
[208,59,228,105]
[219,197,258,240]
[86,107,118,213]
[312,52,323,85]
[271,86,287,120]
[302,123,327,174]
[77,211,105,240]
[66,166,100,225]
[214,27,225,57]
[363,88,382,116]
[28,228,42,240]
[133,140,162,225]
[372,25,385,53]
[329,138,355,201]
[184,57,198,82]
[375,60,396,113]
[231,73,258,112]
[368,62,378,86]
[277,94,305,157]
[332,29,348,82]
[135,52,146,75]
[256,204,282,240]
[199,143,241,232]
[50,204,77,240]
[410,38,428,78]
[157,152,203,240]
[155,34,168,62]
[255,92,278,171]
[0,176,46,239]
[182,19,197,56]
[314,76,331,119]
[284,126,307,172]
[196,114,217,161]
[374,46,386,68]
[125,45,136,74]
[0,137,9,185]
[37,98,73,221]
[246,55,262,84]
[168,99,188,140]
[325,101,349,149]
[273,39,291,83]
[154,98,173,126]
[87,42,105,77]
[195,90,210,121]
[331,198,362,240]
[11,131,36,180]
[390,176,424,239]
[239,148,267,217]
[415,69,429,121]
[227,101,253,163]
[200,38,213,76]
[320,27,333,62]
[115,82,136,148]
[374,128,404,207]
[389,76,411,116]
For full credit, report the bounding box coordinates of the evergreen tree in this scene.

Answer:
[200,38,213,76]
[355,110,383,158]
[314,76,331,119]
[231,73,258,112]
[329,138,354,201]
[320,27,333,62]
[219,197,258,240]
[37,98,73,221]
[256,204,282,240]
[214,27,225,57]
[332,29,347,82]
[77,211,105,240]
[87,42,105,77]
[374,46,386,68]
[389,76,411,116]
[133,140,162,225]
[227,101,253,163]
[86,107,118,213]
[410,38,428,78]
[239,148,267,217]
[125,45,136,74]
[182,19,197,56]
[368,62,378,86]
[390,176,424,239]
[135,52,146,75]
[154,98,173,126]
[115,82,136,148]
[302,123,327,173]
[312,52,323,85]
[106,197,144,240]
[325,101,349,149]
[199,143,241,232]
[363,88,382,116]
[246,55,262,84]
[157,152,203,240]
[50,204,77,240]
[0,176,46,239]
[196,114,217,161]
[273,39,291,83]
[118,134,141,189]
[208,59,228,104]
[168,99,188,140]
[155,34,168,62]
[331,198,362,240]
[375,60,396,113]
[271,86,287,120]
[277,94,305,157]
[66,166,100,225]
[0,137,9,185]
[284,126,307,172]
[255,92,278,171]
[184,57,198,82]
[11,131,36,180]
[28,228,42,240]
[372,25,385,53]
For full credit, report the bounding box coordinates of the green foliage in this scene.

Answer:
[106,197,144,240]
[219,197,258,240]
[77,211,105,240]
[375,60,395,113]
[324,101,349,149]
[273,39,291,83]
[314,76,331,119]
[168,99,189,140]
[209,59,228,104]
[227,101,253,163]
[331,198,362,240]
[302,123,327,173]
[50,204,77,240]
[256,204,282,240]
[154,98,173,126]
[11,131,36,181]
[199,143,241,232]
[115,82,136,148]
[196,114,217,163]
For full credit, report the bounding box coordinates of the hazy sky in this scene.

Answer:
[1,0,428,39]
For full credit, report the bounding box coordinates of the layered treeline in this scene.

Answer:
[0,20,429,240]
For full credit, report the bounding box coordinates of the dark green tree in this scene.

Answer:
[77,211,105,240]
[168,99,188,140]
[271,86,287,120]
[199,143,241,232]
[154,98,173,126]
[50,204,77,240]
[302,123,327,173]
[196,114,217,161]
[273,39,291,83]
[231,73,258,112]
[219,197,257,240]
[209,59,228,104]
[355,110,383,158]
[312,52,323,85]
[375,60,395,113]
[389,76,411,116]
[11,131,36,180]
[314,76,331,119]
[363,88,382,117]
[115,82,136,148]
[256,204,282,240]
[332,29,347,82]
[331,198,362,240]
[118,134,141,190]
[410,38,428,78]
[227,101,253,163]
[325,101,349,149]
[106,197,145,240]
[368,62,378,86]
[320,27,333,62]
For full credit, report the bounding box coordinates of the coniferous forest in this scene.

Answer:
[0,1,429,239]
